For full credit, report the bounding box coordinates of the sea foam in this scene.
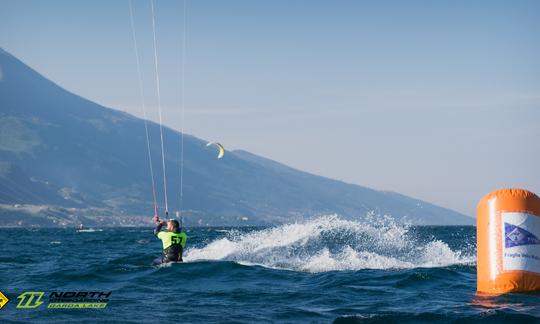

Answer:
[185,215,474,272]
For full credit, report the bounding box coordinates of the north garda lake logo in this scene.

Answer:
[48,291,111,309]
[0,290,9,310]
[14,291,111,309]
[505,223,540,248]
[16,292,44,309]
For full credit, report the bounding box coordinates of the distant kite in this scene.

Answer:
[206,142,225,159]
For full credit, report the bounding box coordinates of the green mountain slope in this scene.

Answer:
[0,48,474,226]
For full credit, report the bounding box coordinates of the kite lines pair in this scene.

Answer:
[129,0,224,220]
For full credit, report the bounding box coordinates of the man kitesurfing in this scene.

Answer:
[153,216,187,265]
[129,0,225,265]
[128,0,189,265]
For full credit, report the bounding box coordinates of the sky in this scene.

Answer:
[1,0,539,216]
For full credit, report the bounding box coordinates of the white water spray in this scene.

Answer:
[185,215,474,272]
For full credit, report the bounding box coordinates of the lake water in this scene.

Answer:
[1,215,539,323]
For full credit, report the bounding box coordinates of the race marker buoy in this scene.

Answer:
[477,188,540,293]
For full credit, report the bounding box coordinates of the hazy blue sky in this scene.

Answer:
[1,0,539,216]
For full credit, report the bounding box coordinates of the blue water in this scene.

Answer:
[1,215,539,323]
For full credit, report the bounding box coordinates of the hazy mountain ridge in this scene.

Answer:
[0,48,474,226]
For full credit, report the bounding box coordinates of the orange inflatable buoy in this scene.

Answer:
[477,188,540,293]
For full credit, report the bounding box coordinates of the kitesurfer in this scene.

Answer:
[154,217,187,264]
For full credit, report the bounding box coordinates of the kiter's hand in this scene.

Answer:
[153,215,160,224]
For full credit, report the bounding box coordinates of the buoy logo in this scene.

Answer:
[16,292,44,309]
[505,223,540,248]
[0,290,9,310]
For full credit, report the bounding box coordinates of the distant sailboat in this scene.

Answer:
[77,224,102,233]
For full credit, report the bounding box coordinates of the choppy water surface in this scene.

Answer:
[1,215,539,323]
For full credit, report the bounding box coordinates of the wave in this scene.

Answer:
[185,215,474,272]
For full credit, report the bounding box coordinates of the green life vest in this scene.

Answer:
[157,231,187,250]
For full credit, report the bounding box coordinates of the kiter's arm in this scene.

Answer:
[154,220,166,236]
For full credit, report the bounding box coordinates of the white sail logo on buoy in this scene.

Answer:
[501,211,540,274]
[505,223,540,248]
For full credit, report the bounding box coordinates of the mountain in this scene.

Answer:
[0,48,474,227]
